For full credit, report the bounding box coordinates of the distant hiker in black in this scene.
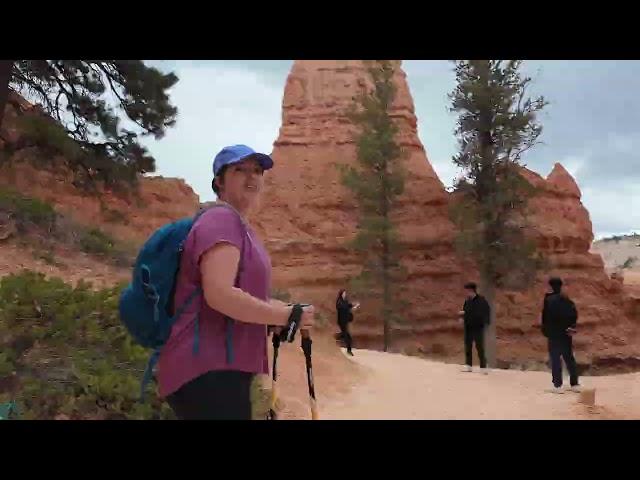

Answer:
[541,277,581,394]
[336,289,359,356]
[458,282,490,374]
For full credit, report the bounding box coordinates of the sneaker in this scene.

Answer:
[569,385,582,393]
[461,365,472,372]
[545,387,565,394]
[480,367,489,375]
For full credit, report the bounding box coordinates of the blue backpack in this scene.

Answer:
[118,203,242,400]
[0,401,19,420]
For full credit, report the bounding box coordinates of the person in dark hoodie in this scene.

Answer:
[541,277,581,394]
[336,289,359,356]
[458,282,491,374]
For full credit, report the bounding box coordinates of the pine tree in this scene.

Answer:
[0,60,178,189]
[449,60,547,367]
[339,60,407,352]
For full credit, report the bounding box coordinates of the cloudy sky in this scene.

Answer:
[142,60,640,240]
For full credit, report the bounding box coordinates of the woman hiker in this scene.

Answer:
[157,144,314,420]
[336,289,359,356]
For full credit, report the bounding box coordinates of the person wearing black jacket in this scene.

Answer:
[458,282,491,374]
[541,277,581,394]
[336,289,359,356]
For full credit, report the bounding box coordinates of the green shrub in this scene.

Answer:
[33,249,57,266]
[14,115,84,164]
[0,187,56,231]
[76,227,136,267]
[78,228,116,255]
[0,271,173,420]
[251,377,271,420]
[621,256,637,269]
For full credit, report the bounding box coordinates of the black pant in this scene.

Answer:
[464,325,486,368]
[338,322,353,352]
[166,370,254,420]
[548,335,579,388]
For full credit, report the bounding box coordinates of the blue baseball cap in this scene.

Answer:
[212,144,274,176]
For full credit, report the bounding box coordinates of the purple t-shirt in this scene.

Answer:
[157,206,272,398]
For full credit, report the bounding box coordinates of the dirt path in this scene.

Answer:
[315,348,640,420]
[262,334,365,420]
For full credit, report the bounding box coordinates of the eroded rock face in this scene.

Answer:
[487,165,639,365]
[252,60,640,367]
[1,92,200,245]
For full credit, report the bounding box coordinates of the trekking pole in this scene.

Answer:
[300,329,319,420]
[267,330,281,420]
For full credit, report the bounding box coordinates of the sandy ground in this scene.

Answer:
[591,238,640,273]
[314,348,640,420]
[262,333,365,420]
[625,271,640,296]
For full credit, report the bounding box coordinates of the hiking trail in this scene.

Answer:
[273,343,640,420]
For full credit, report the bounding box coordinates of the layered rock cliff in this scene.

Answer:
[252,60,640,370]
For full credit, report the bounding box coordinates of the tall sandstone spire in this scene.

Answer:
[250,60,464,352]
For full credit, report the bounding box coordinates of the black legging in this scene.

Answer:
[339,322,353,353]
[166,370,254,420]
[548,335,579,388]
[464,326,486,368]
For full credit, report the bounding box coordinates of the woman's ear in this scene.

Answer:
[213,176,223,194]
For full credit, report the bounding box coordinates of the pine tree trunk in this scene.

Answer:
[0,60,13,131]
[480,272,497,368]
[383,266,390,352]
[382,231,391,352]
[381,157,391,352]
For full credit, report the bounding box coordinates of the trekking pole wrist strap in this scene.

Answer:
[281,304,304,343]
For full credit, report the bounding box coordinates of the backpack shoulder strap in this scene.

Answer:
[190,201,250,365]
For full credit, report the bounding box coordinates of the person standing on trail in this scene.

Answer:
[336,289,359,356]
[541,277,581,394]
[157,145,315,420]
[458,282,490,374]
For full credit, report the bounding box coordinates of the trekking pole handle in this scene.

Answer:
[289,303,311,338]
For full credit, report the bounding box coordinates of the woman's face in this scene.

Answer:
[216,157,264,211]
[342,291,347,299]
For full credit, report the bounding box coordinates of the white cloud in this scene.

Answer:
[582,184,640,237]
[141,62,287,203]
[555,153,588,179]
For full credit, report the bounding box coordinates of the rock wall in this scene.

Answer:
[252,60,640,369]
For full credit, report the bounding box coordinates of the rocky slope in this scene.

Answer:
[0,91,200,246]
